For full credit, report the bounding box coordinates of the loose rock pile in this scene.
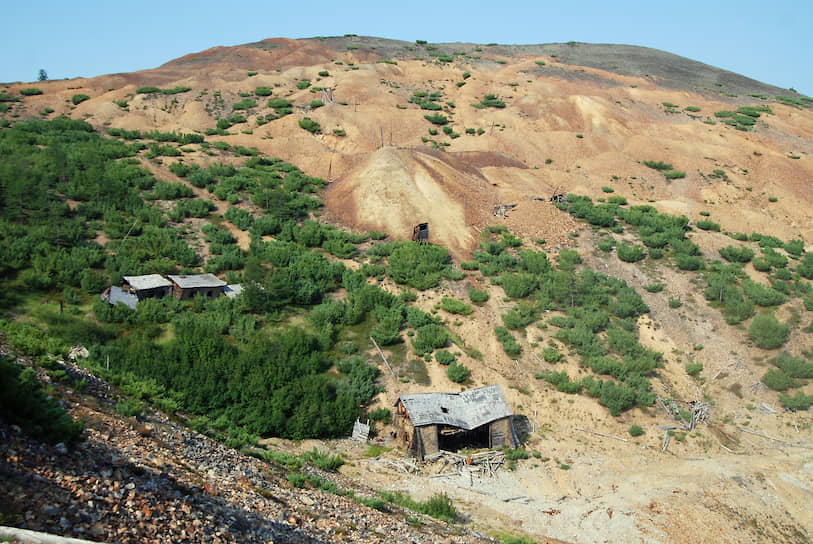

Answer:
[0,355,494,544]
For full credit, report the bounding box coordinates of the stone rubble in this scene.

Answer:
[0,355,495,544]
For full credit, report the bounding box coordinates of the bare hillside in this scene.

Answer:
[1,36,812,544]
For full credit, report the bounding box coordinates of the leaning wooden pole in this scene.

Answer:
[370,336,397,379]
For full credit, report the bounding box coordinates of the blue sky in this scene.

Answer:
[3,0,811,96]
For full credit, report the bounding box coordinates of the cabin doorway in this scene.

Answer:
[436,424,490,452]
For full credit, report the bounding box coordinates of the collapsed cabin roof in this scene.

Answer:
[123,274,173,291]
[395,385,513,430]
[108,286,138,310]
[167,274,227,289]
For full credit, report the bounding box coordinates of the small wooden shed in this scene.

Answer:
[122,274,173,300]
[393,385,518,460]
[166,274,227,300]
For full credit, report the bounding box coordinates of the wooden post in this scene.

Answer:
[370,336,397,379]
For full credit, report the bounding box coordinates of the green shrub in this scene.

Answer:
[297,80,311,90]
[440,297,473,315]
[761,369,799,391]
[495,326,522,357]
[628,424,644,437]
[232,98,257,110]
[136,86,161,94]
[778,391,813,411]
[368,407,391,423]
[424,114,449,125]
[598,238,615,252]
[719,246,754,263]
[675,254,703,271]
[116,397,145,418]
[473,94,506,108]
[542,347,561,363]
[0,357,84,445]
[254,86,273,96]
[20,88,43,96]
[318,70,329,77]
[685,362,703,377]
[501,304,538,331]
[446,362,470,383]
[742,279,786,307]
[783,239,804,256]
[540,370,581,394]
[298,117,322,134]
[411,324,450,356]
[772,353,813,379]
[696,220,720,231]
[267,97,293,109]
[435,350,456,365]
[504,448,530,461]
[499,272,538,298]
[752,257,772,272]
[601,186,614,193]
[663,170,686,180]
[388,242,451,290]
[643,160,672,171]
[468,287,489,303]
[599,380,637,416]
[668,297,682,308]
[71,94,90,105]
[161,86,191,95]
[419,492,458,522]
[644,283,664,293]
[303,447,344,470]
[287,472,308,487]
[748,314,790,349]
[309,100,324,109]
[616,243,645,263]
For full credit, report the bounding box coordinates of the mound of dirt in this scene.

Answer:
[324,146,491,257]
[323,147,577,258]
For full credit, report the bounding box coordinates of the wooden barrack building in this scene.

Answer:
[394,385,518,460]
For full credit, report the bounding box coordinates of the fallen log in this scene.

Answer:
[0,527,102,544]
[575,427,628,442]
[737,427,813,449]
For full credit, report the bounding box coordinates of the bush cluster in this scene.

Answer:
[0,356,84,444]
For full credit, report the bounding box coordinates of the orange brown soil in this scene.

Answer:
[4,36,813,544]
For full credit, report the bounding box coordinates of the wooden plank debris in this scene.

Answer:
[575,427,628,442]
[421,449,506,478]
[531,352,553,372]
[737,427,813,449]
[351,418,370,442]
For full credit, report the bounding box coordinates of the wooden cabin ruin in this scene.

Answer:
[411,222,429,244]
[102,273,240,309]
[122,274,173,300]
[393,385,519,460]
[167,274,227,300]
